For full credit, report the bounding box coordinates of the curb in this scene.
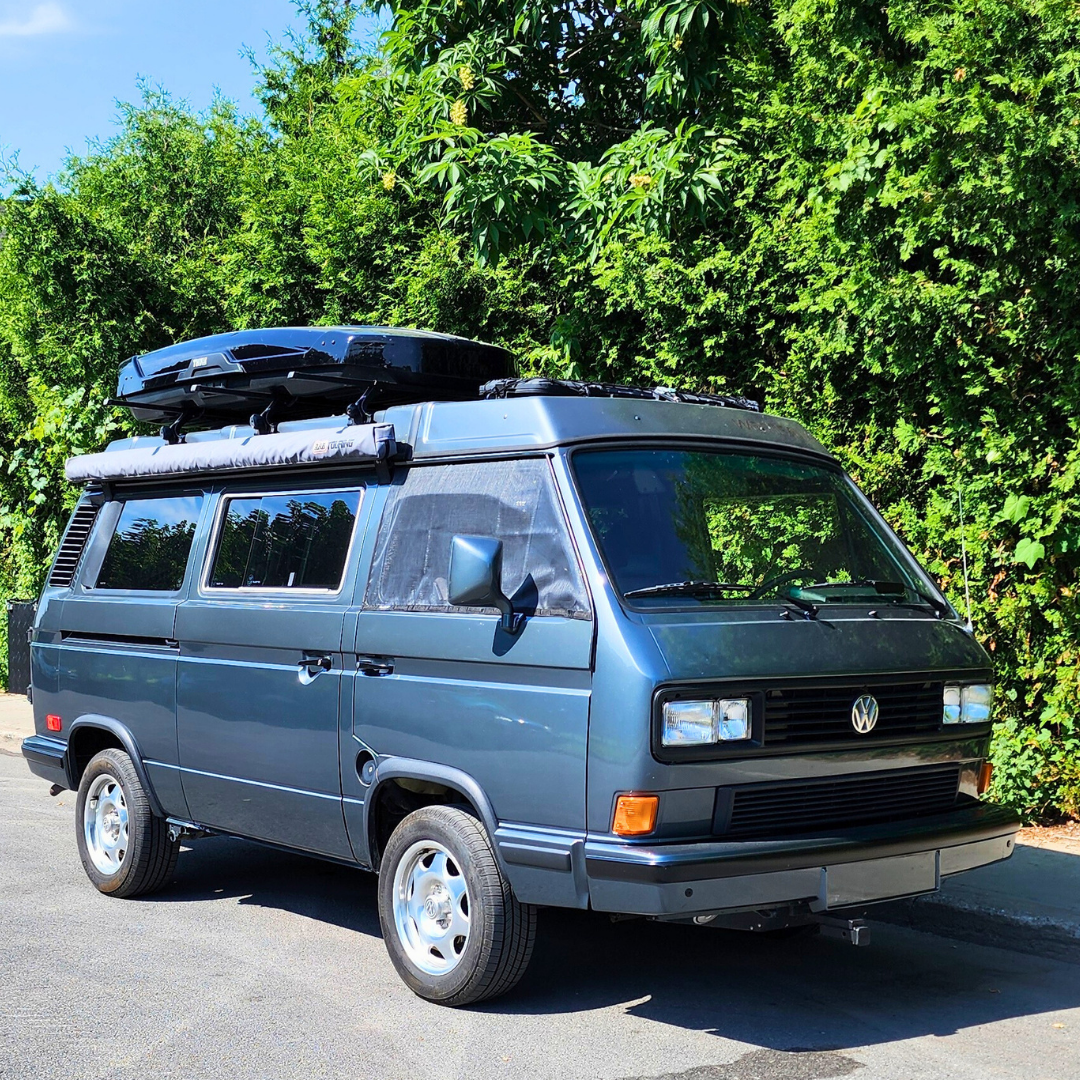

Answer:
[874,894,1080,965]
[0,729,30,756]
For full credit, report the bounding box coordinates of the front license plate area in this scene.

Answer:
[818,852,938,910]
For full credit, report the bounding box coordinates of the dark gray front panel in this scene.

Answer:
[352,611,593,833]
[647,611,989,682]
[175,601,352,859]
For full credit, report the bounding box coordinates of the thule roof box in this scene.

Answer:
[113,326,512,439]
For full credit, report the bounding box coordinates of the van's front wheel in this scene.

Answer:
[378,805,536,1006]
[75,748,179,898]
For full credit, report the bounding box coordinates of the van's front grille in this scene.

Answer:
[763,679,945,747]
[717,763,963,839]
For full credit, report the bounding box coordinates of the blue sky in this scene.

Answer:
[0,1,380,184]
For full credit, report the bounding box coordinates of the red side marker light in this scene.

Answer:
[46,714,62,732]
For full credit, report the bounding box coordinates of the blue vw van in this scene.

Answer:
[22,327,1018,1005]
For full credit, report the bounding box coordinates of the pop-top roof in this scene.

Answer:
[68,395,830,486]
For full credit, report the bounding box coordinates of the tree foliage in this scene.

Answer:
[2,0,1080,817]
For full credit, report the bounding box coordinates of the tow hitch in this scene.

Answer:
[811,914,871,946]
[681,907,872,945]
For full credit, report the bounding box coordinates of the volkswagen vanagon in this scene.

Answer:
[21,326,1019,1006]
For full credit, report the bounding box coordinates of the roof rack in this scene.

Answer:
[479,378,762,413]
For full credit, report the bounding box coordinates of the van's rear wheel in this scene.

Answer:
[75,748,180,897]
[378,805,536,1006]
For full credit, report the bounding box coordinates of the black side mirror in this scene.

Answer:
[448,535,523,634]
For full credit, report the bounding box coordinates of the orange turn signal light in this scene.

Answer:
[978,762,993,795]
[612,794,659,837]
[45,714,62,732]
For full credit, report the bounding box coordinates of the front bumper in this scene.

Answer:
[585,802,1019,916]
[21,735,68,789]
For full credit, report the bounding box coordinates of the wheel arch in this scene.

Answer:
[65,715,165,817]
[364,757,504,874]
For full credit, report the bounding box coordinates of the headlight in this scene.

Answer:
[661,700,717,746]
[718,698,751,741]
[661,698,751,746]
[961,683,993,723]
[943,683,993,724]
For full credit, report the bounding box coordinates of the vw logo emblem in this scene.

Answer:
[851,694,879,734]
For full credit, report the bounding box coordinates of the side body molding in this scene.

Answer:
[65,715,165,818]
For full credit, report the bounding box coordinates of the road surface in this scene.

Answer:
[1,751,1077,1080]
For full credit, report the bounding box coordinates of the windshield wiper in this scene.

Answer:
[624,581,755,600]
[795,579,950,619]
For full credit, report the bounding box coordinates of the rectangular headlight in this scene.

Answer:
[943,683,993,724]
[662,700,718,746]
[943,684,962,724]
[718,698,751,741]
[661,698,752,746]
[962,684,993,724]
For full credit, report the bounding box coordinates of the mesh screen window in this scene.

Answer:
[209,490,362,591]
[364,459,589,619]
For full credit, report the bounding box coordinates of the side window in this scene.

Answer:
[95,495,204,592]
[207,489,362,591]
[365,459,590,619]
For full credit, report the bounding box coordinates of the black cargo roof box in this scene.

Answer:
[114,326,512,428]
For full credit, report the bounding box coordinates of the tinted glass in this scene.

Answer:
[573,449,926,607]
[96,496,203,591]
[365,459,589,619]
[209,490,361,590]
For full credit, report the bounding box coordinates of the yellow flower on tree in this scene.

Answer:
[672,35,683,51]
[450,99,468,126]
[629,173,653,189]
[458,66,476,90]
[382,172,397,191]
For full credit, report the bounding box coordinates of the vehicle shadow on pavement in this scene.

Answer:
[509,906,1080,1053]
[152,835,1080,1053]
[145,834,383,937]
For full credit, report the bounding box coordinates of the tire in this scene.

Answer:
[74,748,180,898]
[378,805,537,1006]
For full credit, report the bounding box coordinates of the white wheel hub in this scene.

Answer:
[84,773,129,876]
[392,840,471,975]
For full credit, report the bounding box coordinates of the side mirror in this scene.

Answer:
[448,535,523,634]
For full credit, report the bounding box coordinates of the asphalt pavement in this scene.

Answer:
[2,750,1080,1080]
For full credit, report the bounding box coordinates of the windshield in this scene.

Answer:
[572,448,937,609]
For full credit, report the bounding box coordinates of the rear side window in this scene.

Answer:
[208,489,362,591]
[95,495,203,592]
[365,459,589,619]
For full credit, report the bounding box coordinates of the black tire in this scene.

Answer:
[75,748,180,898]
[378,805,536,1006]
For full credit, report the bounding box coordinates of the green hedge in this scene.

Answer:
[1,0,1078,818]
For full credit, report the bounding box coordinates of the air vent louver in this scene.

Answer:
[48,504,99,588]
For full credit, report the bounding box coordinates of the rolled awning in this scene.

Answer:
[66,422,397,484]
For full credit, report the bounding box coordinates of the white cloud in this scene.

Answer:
[0,2,73,38]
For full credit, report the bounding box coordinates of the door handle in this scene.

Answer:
[298,654,333,685]
[356,654,395,677]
